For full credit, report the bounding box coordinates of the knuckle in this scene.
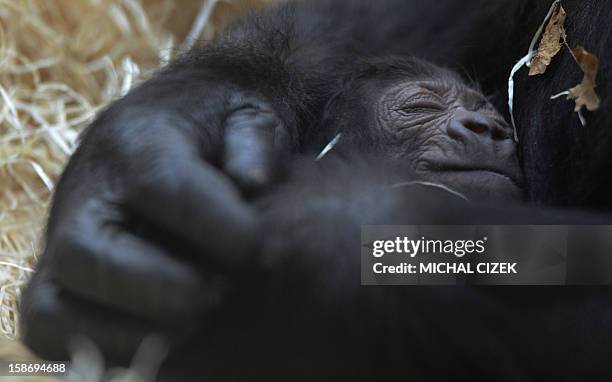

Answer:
[126,157,182,205]
[49,224,86,262]
[46,200,110,284]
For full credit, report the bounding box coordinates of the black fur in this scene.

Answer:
[21,1,612,380]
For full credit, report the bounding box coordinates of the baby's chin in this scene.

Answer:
[425,170,524,202]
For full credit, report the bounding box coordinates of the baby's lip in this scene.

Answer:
[427,162,524,190]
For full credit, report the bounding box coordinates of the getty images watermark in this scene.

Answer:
[361,225,612,285]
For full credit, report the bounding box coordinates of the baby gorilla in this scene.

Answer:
[317,58,523,201]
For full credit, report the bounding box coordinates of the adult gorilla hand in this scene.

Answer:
[20,66,292,363]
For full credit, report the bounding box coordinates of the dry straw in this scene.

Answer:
[0,0,266,346]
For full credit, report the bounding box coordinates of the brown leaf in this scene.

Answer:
[529,4,567,76]
[567,46,601,112]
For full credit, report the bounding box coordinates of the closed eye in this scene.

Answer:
[400,101,445,114]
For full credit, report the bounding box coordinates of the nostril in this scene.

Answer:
[447,118,491,141]
[463,121,489,135]
[448,111,512,141]
[491,127,512,141]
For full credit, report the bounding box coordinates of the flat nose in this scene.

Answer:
[447,110,511,141]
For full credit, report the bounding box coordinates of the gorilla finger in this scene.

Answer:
[48,199,226,323]
[223,108,290,193]
[21,271,178,363]
[125,139,260,266]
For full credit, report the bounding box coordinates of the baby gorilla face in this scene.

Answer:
[331,59,523,201]
[377,78,522,201]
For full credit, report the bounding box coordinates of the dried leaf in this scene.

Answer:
[567,46,601,112]
[529,4,567,76]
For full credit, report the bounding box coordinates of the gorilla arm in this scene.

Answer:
[19,2,325,362]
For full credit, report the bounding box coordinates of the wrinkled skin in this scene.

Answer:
[328,60,523,201]
[380,81,521,198]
